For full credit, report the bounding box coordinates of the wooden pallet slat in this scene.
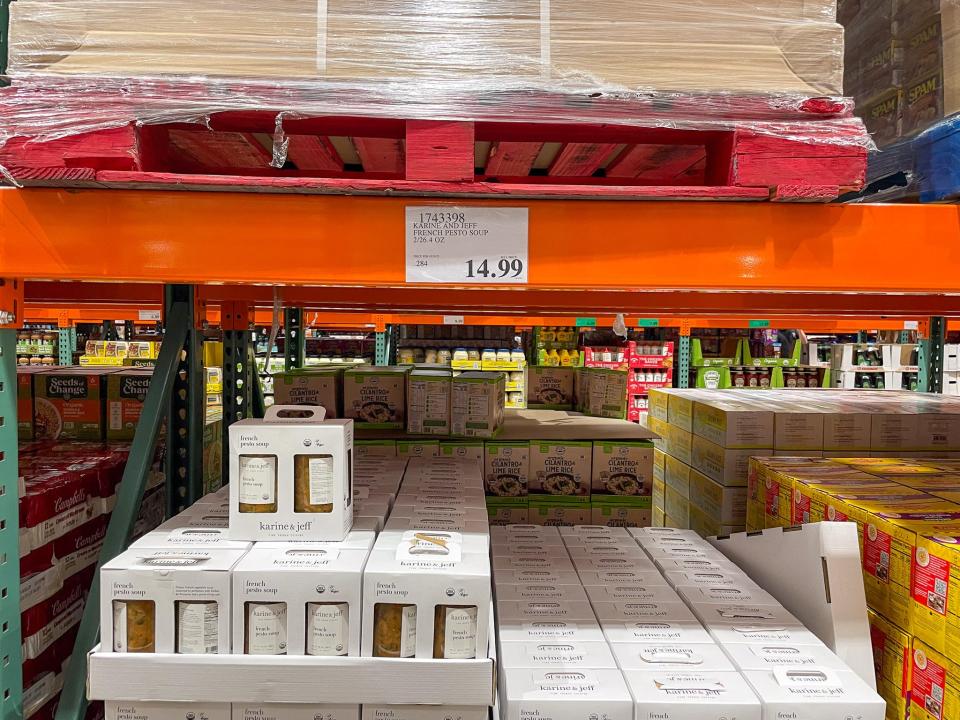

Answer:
[406,120,475,182]
[548,142,618,177]
[484,141,543,177]
[353,137,405,174]
[168,130,273,172]
[285,135,343,172]
[606,144,707,184]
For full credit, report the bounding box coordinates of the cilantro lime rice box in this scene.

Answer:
[592,441,654,495]
[343,366,407,429]
[272,367,343,418]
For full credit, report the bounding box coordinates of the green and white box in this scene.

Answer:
[343,366,408,429]
[451,372,505,438]
[406,369,451,435]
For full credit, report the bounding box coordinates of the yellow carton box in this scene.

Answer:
[652,504,665,527]
[664,483,690,527]
[653,447,666,483]
[689,470,746,526]
[690,433,758,487]
[870,608,912,695]
[913,533,960,658]
[852,508,960,631]
[664,453,695,495]
[911,640,960,720]
[688,502,744,539]
[663,422,693,466]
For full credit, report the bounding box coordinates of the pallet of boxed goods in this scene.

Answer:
[0,0,867,201]
[493,524,885,720]
[89,454,498,715]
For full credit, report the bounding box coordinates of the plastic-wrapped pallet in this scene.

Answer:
[0,0,871,152]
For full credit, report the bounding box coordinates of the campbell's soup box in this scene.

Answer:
[106,369,153,441]
[35,368,109,441]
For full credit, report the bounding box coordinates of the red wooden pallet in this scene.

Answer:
[0,113,867,201]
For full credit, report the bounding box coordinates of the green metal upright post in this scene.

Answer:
[251,341,267,419]
[57,327,76,366]
[375,327,390,366]
[0,0,10,78]
[677,335,691,389]
[221,305,256,473]
[284,307,305,370]
[0,328,23,720]
[55,300,192,720]
[919,317,946,394]
[165,285,204,516]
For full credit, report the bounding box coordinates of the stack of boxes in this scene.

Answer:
[841,0,958,145]
[19,441,166,719]
[493,525,884,720]
[485,436,654,528]
[97,408,493,720]
[273,365,507,440]
[748,455,960,720]
[649,388,960,535]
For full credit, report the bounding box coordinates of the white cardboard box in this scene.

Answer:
[229,408,353,541]
[590,601,699,625]
[570,556,657,574]
[101,547,248,654]
[361,706,486,720]
[494,555,576,572]
[560,526,633,539]
[662,569,758,589]
[583,584,681,604]
[495,584,589,602]
[492,569,581,586]
[496,619,605,644]
[676,584,779,608]
[500,668,634,720]
[234,705,359,720]
[362,531,491,659]
[129,528,252,551]
[575,569,671,587]
[491,543,571,558]
[623,670,761,720]
[232,540,374,656]
[722,642,852,673]
[610,642,733,671]
[599,618,713,645]
[496,601,597,624]
[492,525,563,542]
[743,668,884,719]
[498,641,617,669]
[106,701,231,720]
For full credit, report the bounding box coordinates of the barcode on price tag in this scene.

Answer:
[405,206,529,284]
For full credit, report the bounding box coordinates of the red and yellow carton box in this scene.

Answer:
[852,506,960,631]
[869,609,912,720]
[911,640,959,720]
[912,531,960,658]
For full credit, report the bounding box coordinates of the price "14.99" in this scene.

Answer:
[465,258,524,279]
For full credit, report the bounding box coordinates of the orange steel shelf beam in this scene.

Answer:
[28,282,960,318]
[5,190,960,299]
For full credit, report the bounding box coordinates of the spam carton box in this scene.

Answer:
[911,640,959,720]
[869,609,912,720]
[912,532,960,657]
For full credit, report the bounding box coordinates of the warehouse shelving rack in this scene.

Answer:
[4,190,960,720]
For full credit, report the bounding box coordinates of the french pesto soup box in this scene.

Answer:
[101,547,248,654]
[343,366,407,429]
[592,441,654,495]
[232,537,374,656]
[229,405,353,542]
[272,367,343,418]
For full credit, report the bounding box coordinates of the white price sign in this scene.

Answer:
[138,310,162,321]
[405,206,529,284]
[443,315,465,325]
